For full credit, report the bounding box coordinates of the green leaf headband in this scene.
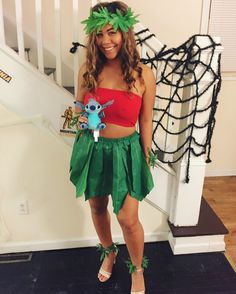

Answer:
[81,7,139,34]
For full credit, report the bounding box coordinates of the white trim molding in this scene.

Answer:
[168,231,226,255]
[205,169,236,177]
[0,231,169,254]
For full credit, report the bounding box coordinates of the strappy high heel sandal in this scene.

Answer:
[96,242,119,282]
[125,256,149,294]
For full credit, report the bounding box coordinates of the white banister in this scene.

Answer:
[54,0,62,86]
[134,23,163,52]
[0,0,5,45]
[73,0,79,97]
[35,0,44,73]
[140,41,148,60]
[15,0,25,60]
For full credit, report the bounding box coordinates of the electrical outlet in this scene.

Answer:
[17,200,29,215]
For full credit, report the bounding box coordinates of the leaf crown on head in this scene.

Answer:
[81,6,139,34]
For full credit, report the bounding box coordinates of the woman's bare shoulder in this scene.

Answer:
[138,63,156,93]
[139,63,154,78]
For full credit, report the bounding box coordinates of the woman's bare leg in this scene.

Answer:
[88,196,116,282]
[116,194,145,292]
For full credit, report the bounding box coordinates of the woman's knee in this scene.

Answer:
[117,212,139,232]
[116,194,139,231]
[88,196,108,215]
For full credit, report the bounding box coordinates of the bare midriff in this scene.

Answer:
[99,123,136,138]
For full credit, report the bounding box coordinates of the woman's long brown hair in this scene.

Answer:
[82,1,143,93]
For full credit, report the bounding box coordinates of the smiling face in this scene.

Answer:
[96,24,123,60]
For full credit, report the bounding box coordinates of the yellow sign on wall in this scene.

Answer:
[60,104,78,137]
[0,69,12,83]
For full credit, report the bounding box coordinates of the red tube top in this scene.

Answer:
[84,87,142,127]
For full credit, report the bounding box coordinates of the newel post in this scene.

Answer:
[168,36,223,226]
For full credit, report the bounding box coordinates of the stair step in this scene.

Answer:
[44,67,56,76]
[168,198,229,237]
[11,47,31,61]
[64,86,75,95]
[11,47,55,77]
[11,47,30,53]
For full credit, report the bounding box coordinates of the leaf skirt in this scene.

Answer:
[70,130,154,214]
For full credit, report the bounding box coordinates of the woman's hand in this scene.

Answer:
[77,115,88,130]
[145,156,151,168]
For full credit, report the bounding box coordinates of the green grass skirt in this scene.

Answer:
[70,130,154,214]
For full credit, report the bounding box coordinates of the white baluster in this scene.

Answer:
[154,60,164,151]
[35,0,44,73]
[136,44,148,133]
[54,0,62,86]
[15,0,25,60]
[0,0,5,45]
[163,73,180,162]
[152,62,161,150]
[73,0,79,97]
[155,60,164,118]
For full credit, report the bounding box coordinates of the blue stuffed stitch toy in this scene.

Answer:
[74,98,113,141]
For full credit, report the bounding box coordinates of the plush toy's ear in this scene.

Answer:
[102,99,114,109]
[74,101,85,110]
[87,98,97,104]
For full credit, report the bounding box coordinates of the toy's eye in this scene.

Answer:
[97,105,101,109]
[85,105,89,109]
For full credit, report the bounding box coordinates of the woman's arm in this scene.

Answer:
[139,65,156,162]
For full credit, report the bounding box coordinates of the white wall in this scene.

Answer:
[125,0,203,47]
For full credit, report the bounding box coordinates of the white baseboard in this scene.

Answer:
[168,232,226,255]
[205,169,236,177]
[0,231,227,256]
[0,231,169,254]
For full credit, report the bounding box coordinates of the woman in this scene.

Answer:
[70,2,156,293]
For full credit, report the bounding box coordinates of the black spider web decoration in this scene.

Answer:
[70,31,222,183]
[135,29,222,182]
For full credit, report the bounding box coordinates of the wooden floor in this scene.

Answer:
[203,176,236,271]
